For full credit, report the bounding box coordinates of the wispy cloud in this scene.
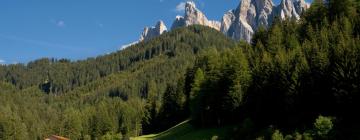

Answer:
[0,59,5,64]
[0,34,86,52]
[175,2,186,12]
[98,23,104,28]
[57,20,65,27]
[50,19,66,27]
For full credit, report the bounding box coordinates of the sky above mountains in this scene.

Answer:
[0,0,312,64]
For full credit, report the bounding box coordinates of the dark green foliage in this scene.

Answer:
[158,83,187,131]
[184,0,360,139]
[0,26,235,95]
[189,48,251,127]
[314,116,333,139]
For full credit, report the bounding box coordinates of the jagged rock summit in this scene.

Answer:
[222,0,309,43]
[135,0,310,45]
[276,0,310,20]
[171,1,221,31]
[140,20,167,42]
[221,0,275,43]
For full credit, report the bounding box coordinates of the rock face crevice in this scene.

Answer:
[138,0,310,43]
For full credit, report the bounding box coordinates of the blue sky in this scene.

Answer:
[0,0,311,64]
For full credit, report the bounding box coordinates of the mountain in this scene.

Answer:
[222,0,309,42]
[276,0,310,20]
[140,20,168,42]
[221,0,274,43]
[2,0,360,139]
[171,1,221,31]
[136,0,309,45]
[121,21,167,49]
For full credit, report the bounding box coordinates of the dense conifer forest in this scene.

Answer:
[0,0,360,139]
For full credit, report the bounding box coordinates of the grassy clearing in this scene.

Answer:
[131,120,232,140]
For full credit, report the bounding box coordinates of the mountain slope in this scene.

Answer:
[0,25,237,139]
[0,25,235,95]
[67,25,236,98]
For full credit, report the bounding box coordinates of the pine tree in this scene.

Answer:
[189,68,205,125]
[267,24,283,54]
[228,48,251,109]
[63,108,82,140]
[329,0,357,20]
[190,68,205,100]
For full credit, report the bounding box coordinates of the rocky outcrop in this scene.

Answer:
[140,20,167,42]
[171,1,221,31]
[221,0,274,43]
[134,0,310,46]
[221,0,309,43]
[221,0,275,42]
[221,9,254,43]
[276,0,310,20]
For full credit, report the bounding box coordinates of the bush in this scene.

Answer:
[272,130,284,140]
[314,116,333,138]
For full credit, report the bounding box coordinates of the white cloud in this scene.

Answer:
[0,34,87,52]
[0,59,5,64]
[57,20,65,27]
[175,2,186,12]
[50,19,66,27]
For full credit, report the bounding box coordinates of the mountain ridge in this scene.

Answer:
[136,0,310,44]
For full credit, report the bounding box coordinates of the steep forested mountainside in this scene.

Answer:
[0,26,237,140]
[0,26,235,95]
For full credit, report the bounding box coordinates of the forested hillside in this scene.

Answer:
[0,26,236,139]
[1,0,360,139]
[183,0,360,139]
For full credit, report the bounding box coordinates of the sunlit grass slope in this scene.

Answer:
[132,120,232,140]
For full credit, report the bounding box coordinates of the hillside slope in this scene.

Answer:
[0,25,235,95]
[0,25,237,140]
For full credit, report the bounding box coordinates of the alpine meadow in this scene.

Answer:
[1,0,360,140]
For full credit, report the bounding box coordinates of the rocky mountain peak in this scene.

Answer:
[221,0,309,43]
[139,20,167,42]
[171,1,221,30]
[221,0,274,43]
[185,1,196,10]
[135,0,310,45]
[155,20,167,33]
[234,0,274,28]
[184,1,199,19]
[277,0,309,20]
